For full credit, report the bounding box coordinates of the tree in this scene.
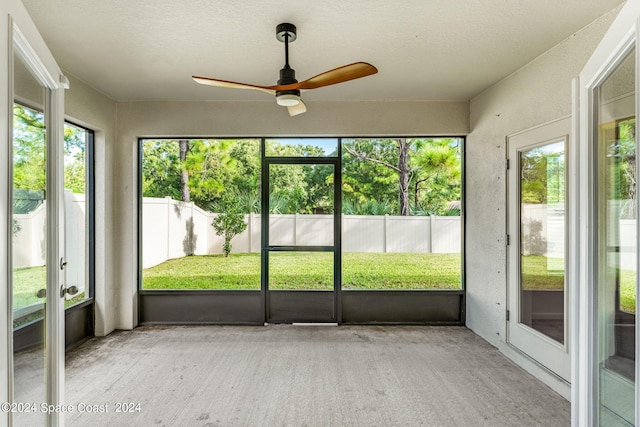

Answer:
[343,138,417,216]
[615,118,636,218]
[13,104,46,193]
[184,139,239,209]
[141,140,181,200]
[520,145,564,205]
[410,138,461,214]
[211,193,247,257]
[343,138,461,216]
[64,123,88,193]
[179,139,191,202]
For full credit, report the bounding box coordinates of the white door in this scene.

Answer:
[507,117,571,382]
[8,9,67,426]
[576,5,640,424]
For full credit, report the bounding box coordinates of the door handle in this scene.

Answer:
[59,285,79,298]
[36,289,46,298]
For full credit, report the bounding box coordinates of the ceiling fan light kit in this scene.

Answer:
[192,22,377,116]
[276,93,301,106]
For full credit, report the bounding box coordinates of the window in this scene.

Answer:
[341,138,463,290]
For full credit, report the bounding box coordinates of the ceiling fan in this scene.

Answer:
[192,23,378,116]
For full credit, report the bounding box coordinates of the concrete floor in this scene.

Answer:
[61,325,570,426]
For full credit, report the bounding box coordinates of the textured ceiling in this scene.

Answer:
[21,0,624,102]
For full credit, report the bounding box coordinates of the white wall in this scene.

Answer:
[465,4,621,392]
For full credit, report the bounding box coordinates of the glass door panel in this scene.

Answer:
[64,123,92,306]
[268,252,333,290]
[507,117,571,382]
[264,155,339,323]
[265,138,338,157]
[519,140,566,344]
[12,48,47,426]
[267,163,334,246]
[596,47,636,426]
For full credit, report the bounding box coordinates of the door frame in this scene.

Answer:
[576,2,640,425]
[5,5,67,425]
[506,116,571,382]
[261,140,342,323]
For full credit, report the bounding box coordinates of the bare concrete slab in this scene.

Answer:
[62,326,570,426]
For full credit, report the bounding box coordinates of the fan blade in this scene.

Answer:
[297,62,377,90]
[287,100,307,116]
[192,76,276,95]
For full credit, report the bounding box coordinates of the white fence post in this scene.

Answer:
[429,215,434,253]
[248,212,253,252]
[165,196,171,260]
[384,214,389,253]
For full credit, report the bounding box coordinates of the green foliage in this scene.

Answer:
[520,142,565,204]
[142,139,262,211]
[608,118,636,218]
[63,122,88,193]
[235,190,261,213]
[343,138,461,216]
[211,193,247,257]
[141,137,461,217]
[141,140,181,200]
[343,199,393,215]
[410,138,462,214]
[342,138,398,209]
[13,104,89,210]
[13,104,46,194]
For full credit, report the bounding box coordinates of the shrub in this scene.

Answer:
[211,194,247,257]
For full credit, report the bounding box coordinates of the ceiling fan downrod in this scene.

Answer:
[275,23,300,103]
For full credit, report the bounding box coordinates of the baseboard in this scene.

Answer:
[498,341,571,401]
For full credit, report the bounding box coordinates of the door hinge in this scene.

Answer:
[505,234,510,246]
[505,158,510,170]
[506,309,510,321]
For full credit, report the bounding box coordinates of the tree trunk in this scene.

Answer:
[397,138,410,216]
[179,139,190,202]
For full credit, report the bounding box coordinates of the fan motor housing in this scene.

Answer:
[278,66,297,85]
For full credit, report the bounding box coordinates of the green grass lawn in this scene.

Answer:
[142,252,463,290]
[12,266,88,328]
[13,265,46,309]
[522,255,636,313]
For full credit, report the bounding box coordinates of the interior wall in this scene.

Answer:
[466,6,620,357]
[64,75,117,336]
[113,100,469,330]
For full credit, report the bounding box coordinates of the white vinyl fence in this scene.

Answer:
[141,197,462,269]
[20,196,636,273]
[13,190,88,295]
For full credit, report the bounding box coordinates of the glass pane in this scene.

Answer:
[12,50,47,425]
[597,47,636,426]
[268,252,333,290]
[140,139,261,290]
[64,123,91,306]
[341,138,462,290]
[519,140,565,344]
[268,163,334,246]
[265,138,338,157]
